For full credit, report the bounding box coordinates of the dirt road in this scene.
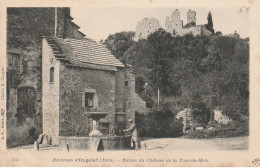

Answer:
[141,136,248,151]
[9,136,248,151]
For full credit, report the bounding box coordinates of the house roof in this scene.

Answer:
[64,38,124,67]
[43,36,124,71]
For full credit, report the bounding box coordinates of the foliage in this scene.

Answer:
[7,134,38,148]
[153,101,174,120]
[122,39,154,68]
[205,12,215,33]
[135,76,145,94]
[135,108,183,138]
[184,121,249,139]
[215,31,222,36]
[190,94,210,126]
[146,32,248,123]
[184,21,196,28]
[104,29,249,137]
[103,31,135,61]
[139,86,155,108]
[147,29,178,96]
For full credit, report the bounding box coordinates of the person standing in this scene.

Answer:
[123,119,139,150]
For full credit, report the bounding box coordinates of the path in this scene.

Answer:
[8,136,248,151]
[141,136,248,151]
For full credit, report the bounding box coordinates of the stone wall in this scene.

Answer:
[131,9,213,38]
[133,93,148,115]
[165,9,202,36]
[187,9,196,24]
[135,18,161,41]
[165,9,183,35]
[42,39,60,145]
[7,7,85,146]
[115,68,125,112]
[59,65,116,137]
[214,110,231,125]
[123,67,136,125]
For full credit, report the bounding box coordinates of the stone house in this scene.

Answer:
[42,36,137,145]
[6,7,85,145]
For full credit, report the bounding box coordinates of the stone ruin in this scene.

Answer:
[135,9,212,41]
[134,18,161,41]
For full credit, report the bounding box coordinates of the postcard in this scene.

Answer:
[0,0,259,167]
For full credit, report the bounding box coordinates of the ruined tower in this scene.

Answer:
[187,9,196,25]
[165,9,183,35]
[134,18,161,41]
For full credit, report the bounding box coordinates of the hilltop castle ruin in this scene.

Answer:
[135,9,213,41]
[134,18,161,41]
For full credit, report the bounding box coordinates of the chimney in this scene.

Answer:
[54,7,57,37]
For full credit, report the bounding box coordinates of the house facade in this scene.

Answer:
[6,7,85,145]
[42,37,136,145]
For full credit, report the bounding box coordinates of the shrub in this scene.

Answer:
[184,121,249,139]
[135,102,183,138]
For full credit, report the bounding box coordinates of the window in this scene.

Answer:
[85,92,94,108]
[125,81,128,86]
[82,89,97,109]
[17,87,36,126]
[50,67,54,83]
[17,87,36,113]
[8,53,22,73]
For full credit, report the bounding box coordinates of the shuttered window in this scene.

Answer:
[8,53,23,73]
[17,87,36,114]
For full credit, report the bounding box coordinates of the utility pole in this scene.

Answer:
[158,89,160,106]
[157,51,160,107]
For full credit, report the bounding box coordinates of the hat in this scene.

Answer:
[129,119,133,122]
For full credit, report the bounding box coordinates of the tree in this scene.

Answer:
[103,31,135,61]
[121,39,154,68]
[205,12,215,33]
[147,29,176,97]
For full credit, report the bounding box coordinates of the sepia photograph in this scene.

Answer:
[0,0,259,167]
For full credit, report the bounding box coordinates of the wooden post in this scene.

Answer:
[157,88,160,106]
[210,96,213,126]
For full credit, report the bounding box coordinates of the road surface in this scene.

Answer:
[141,136,248,150]
[9,136,248,151]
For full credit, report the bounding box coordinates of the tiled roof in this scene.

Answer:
[64,38,124,67]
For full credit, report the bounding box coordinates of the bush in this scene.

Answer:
[184,121,249,139]
[135,102,184,138]
[7,134,38,148]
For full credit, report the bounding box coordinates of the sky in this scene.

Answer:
[71,7,249,42]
